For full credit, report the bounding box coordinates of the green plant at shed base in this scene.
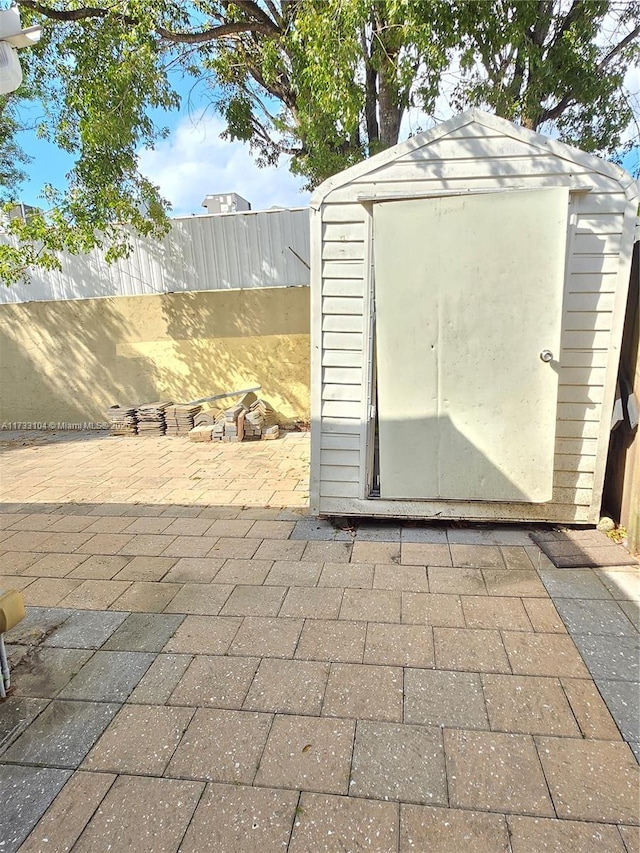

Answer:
[0,0,638,284]
[606,525,628,544]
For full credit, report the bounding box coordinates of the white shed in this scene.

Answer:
[309,109,638,524]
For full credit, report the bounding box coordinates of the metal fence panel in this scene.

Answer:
[0,207,310,303]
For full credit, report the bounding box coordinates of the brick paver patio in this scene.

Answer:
[0,430,638,852]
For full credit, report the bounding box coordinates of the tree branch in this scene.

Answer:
[539,20,640,125]
[531,0,553,47]
[548,0,581,48]
[597,23,640,71]
[17,1,278,42]
[264,1,281,26]
[233,0,280,32]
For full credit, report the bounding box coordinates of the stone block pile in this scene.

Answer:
[244,399,279,440]
[105,393,280,442]
[190,394,280,443]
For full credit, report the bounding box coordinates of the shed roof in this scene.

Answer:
[310,109,638,209]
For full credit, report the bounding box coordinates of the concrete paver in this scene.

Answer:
[71,775,203,853]
[502,631,591,678]
[16,770,116,853]
[318,560,373,588]
[244,658,330,715]
[461,595,532,630]
[0,430,638,853]
[401,804,510,852]
[401,591,465,626]
[434,626,511,673]
[536,737,639,823]
[404,668,488,729]
[507,815,628,853]
[289,793,398,852]
[323,662,403,722]
[128,653,193,705]
[295,618,366,663]
[351,720,446,804]
[0,765,71,853]
[229,616,303,659]
[10,648,93,699]
[167,708,272,783]
[163,614,242,654]
[560,676,623,740]
[169,654,259,709]
[254,714,354,794]
[179,783,298,853]
[161,556,224,583]
[363,622,434,667]
[444,729,555,816]
[43,609,127,648]
[3,699,120,767]
[102,612,185,652]
[280,586,344,619]
[483,568,548,597]
[339,587,401,622]
[213,558,274,585]
[481,674,581,737]
[82,704,194,774]
[58,650,154,702]
[163,582,231,615]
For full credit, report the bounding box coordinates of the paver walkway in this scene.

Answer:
[0,431,638,852]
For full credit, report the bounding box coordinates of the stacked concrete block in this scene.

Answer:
[105,405,138,436]
[245,399,279,440]
[194,412,213,427]
[188,425,215,442]
[223,407,241,442]
[211,411,226,442]
[165,404,202,436]
[136,401,173,435]
[262,424,280,440]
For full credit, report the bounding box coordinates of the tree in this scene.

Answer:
[453,0,640,158]
[1,0,638,284]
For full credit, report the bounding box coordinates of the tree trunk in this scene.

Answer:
[372,8,403,149]
[378,75,402,147]
[361,25,379,148]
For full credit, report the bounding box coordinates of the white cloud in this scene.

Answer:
[138,111,310,216]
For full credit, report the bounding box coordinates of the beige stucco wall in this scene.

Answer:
[0,287,310,425]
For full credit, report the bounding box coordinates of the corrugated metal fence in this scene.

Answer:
[0,207,310,303]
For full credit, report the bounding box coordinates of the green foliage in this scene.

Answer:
[1,0,638,284]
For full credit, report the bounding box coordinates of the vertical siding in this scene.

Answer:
[312,113,638,522]
[0,208,310,303]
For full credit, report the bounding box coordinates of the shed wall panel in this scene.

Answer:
[322,350,363,367]
[322,279,366,296]
[323,367,363,385]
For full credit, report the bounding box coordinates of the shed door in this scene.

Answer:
[373,188,568,502]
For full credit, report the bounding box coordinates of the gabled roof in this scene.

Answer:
[310,108,638,208]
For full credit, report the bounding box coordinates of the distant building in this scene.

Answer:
[0,202,41,232]
[201,193,251,215]
[7,202,39,222]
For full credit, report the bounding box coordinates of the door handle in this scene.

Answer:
[539,350,554,363]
